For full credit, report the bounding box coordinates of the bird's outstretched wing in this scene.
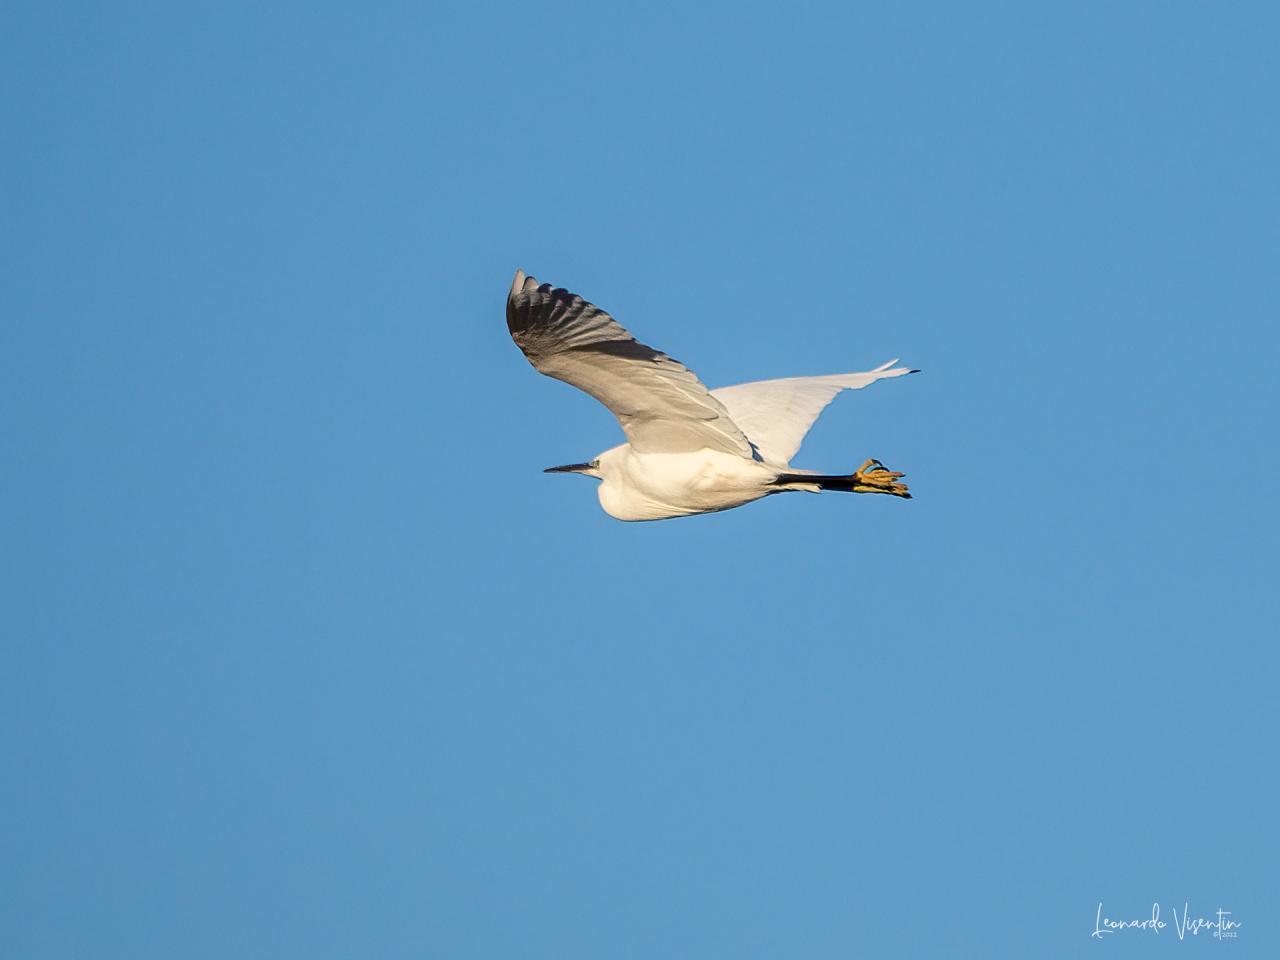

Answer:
[506,270,755,458]
[710,362,917,467]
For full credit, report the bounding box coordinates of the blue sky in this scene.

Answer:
[3,2,1277,956]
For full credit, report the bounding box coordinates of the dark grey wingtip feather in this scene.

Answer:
[506,270,590,341]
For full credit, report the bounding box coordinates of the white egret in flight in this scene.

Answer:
[507,270,918,521]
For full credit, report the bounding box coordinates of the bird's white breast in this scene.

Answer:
[596,447,776,521]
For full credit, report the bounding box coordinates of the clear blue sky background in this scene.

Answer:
[4,2,1277,957]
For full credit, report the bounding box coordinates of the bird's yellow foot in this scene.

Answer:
[852,458,911,498]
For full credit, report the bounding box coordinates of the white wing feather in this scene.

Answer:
[506,271,755,458]
[711,361,916,467]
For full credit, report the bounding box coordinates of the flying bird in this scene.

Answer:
[506,270,918,521]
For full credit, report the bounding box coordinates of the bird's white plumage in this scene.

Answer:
[506,270,754,458]
[506,270,917,521]
[710,361,915,467]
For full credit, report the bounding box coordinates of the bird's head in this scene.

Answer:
[543,458,601,479]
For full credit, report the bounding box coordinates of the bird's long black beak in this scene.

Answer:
[544,463,593,474]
